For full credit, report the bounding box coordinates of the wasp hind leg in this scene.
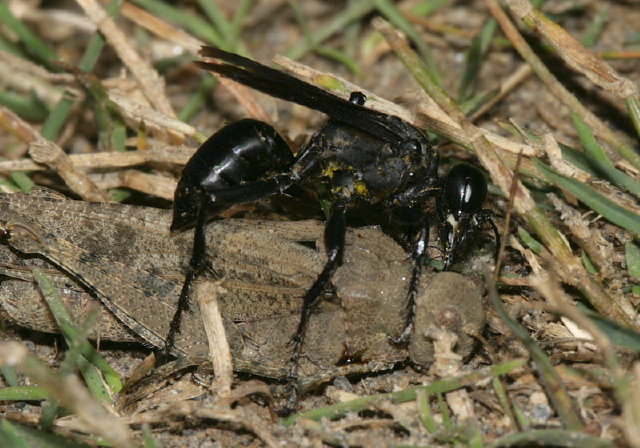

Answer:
[163,177,294,361]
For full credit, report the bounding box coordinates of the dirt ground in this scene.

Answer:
[1,0,640,447]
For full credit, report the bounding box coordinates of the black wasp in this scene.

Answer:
[167,47,499,402]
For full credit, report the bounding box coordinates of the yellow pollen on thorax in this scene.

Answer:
[353,180,369,196]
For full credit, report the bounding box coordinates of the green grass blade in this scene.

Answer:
[571,112,612,165]
[587,159,640,199]
[196,0,231,40]
[487,275,584,430]
[0,31,23,56]
[0,3,58,71]
[577,304,640,352]
[626,242,640,280]
[493,376,518,432]
[228,0,253,53]
[417,390,437,432]
[40,93,76,141]
[460,88,500,116]
[1,419,94,448]
[179,75,216,122]
[459,19,497,103]
[569,114,640,197]
[535,161,640,236]
[288,0,360,73]
[559,143,639,195]
[282,358,526,425]
[132,0,223,46]
[499,122,638,197]
[517,228,544,255]
[32,269,122,394]
[39,394,60,430]
[1,364,19,387]
[371,0,443,86]
[285,2,375,60]
[0,91,49,121]
[79,0,124,71]
[438,392,452,428]
[625,96,640,142]
[411,0,450,16]
[9,171,35,194]
[142,424,158,448]
[41,0,124,141]
[468,422,485,448]
[0,385,49,401]
[580,5,608,49]
[0,420,32,448]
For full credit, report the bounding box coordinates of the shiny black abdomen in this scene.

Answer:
[172,119,294,231]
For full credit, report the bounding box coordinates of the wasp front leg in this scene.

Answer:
[285,201,346,409]
[389,222,430,344]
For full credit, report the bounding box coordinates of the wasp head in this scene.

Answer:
[440,163,495,270]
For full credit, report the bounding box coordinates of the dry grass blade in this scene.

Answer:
[0,104,106,201]
[196,280,233,397]
[0,144,193,172]
[508,0,638,100]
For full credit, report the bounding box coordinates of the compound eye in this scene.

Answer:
[400,139,421,154]
[349,91,367,106]
[444,164,488,217]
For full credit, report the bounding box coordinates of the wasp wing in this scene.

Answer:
[197,46,430,149]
